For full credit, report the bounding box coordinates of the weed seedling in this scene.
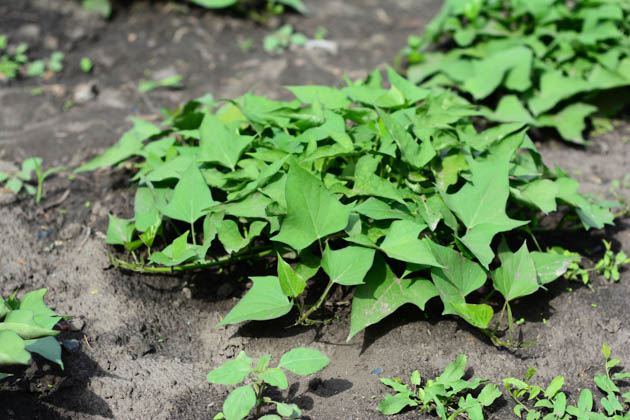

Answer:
[263,25,307,54]
[595,241,630,282]
[138,74,183,93]
[208,347,329,420]
[0,157,64,204]
[80,57,93,73]
[377,354,501,419]
[504,344,630,418]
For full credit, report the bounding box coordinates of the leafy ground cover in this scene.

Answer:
[0,290,64,381]
[1,0,629,418]
[402,0,630,143]
[79,68,616,346]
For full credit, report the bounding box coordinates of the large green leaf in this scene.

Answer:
[349,256,439,340]
[321,245,375,286]
[198,114,251,170]
[272,163,350,251]
[492,242,539,302]
[25,337,63,369]
[219,277,293,326]
[379,220,442,267]
[162,163,214,224]
[444,137,528,267]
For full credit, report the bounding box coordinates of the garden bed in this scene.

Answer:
[1,1,629,419]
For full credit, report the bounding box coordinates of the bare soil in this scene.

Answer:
[0,1,629,419]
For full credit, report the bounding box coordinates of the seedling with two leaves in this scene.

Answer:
[378,354,501,419]
[207,347,329,420]
[0,289,64,381]
[504,344,630,419]
[0,157,65,204]
[595,241,630,283]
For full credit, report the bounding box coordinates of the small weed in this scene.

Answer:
[377,354,501,418]
[595,241,630,282]
[0,157,65,204]
[80,57,93,73]
[263,25,307,54]
[504,344,630,419]
[207,347,329,420]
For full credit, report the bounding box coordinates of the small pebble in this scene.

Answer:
[62,339,81,353]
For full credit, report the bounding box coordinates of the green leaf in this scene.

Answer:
[272,163,350,251]
[222,384,256,420]
[149,231,199,266]
[477,383,502,406]
[207,351,252,385]
[259,367,288,390]
[162,163,214,224]
[219,277,292,326]
[379,220,442,267]
[277,254,307,298]
[512,179,558,214]
[436,354,467,385]
[278,347,330,376]
[287,85,350,109]
[199,114,252,170]
[451,303,494,329]
[134,187,162,232]
[189,0,236,8]
[275,402,301,418]
[0,331,30,366]
[492,241,539,302]
[531,251,577,285]
[77,119,160,172]
[444,139,527,268]
[24,337,63,369]
[106,215,135,246]
[19,289,61,330]
[0,310,59,339]
[348,256,438,340]
[544,376,564,398]
[377,393,417,415]
[217,220,266,254]
[321,245,375,286]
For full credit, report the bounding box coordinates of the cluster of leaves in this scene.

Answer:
[80,0,306,19]
[403,0,630,143]
[0,36,64,81]
[0,157,64,204]
[0,289,64,381]
[378,354,502,419]
[504,344,630,419]
[263,25,307,54]
[595,240,630,282]
[79,69,615,341]
[207,347,329,420]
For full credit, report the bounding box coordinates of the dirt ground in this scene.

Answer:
[0,1,629,419]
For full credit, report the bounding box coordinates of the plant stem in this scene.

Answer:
[110,247,274,273]
[297,279,335,324]
[255,382,266,417]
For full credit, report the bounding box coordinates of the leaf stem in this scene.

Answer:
[109,247,274,273]
[297,279,335,324]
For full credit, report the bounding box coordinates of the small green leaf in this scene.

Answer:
[259,367,289,390]
[207,351,252,385]
[492,241,539,302]
[544,376,564,399]
[219,277,293,326]
[278,347,330,376]
[277,255,307,298]
[0,330,30,366]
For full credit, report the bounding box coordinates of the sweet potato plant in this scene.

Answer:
[403,0,630,143]
[79,68,614,342]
